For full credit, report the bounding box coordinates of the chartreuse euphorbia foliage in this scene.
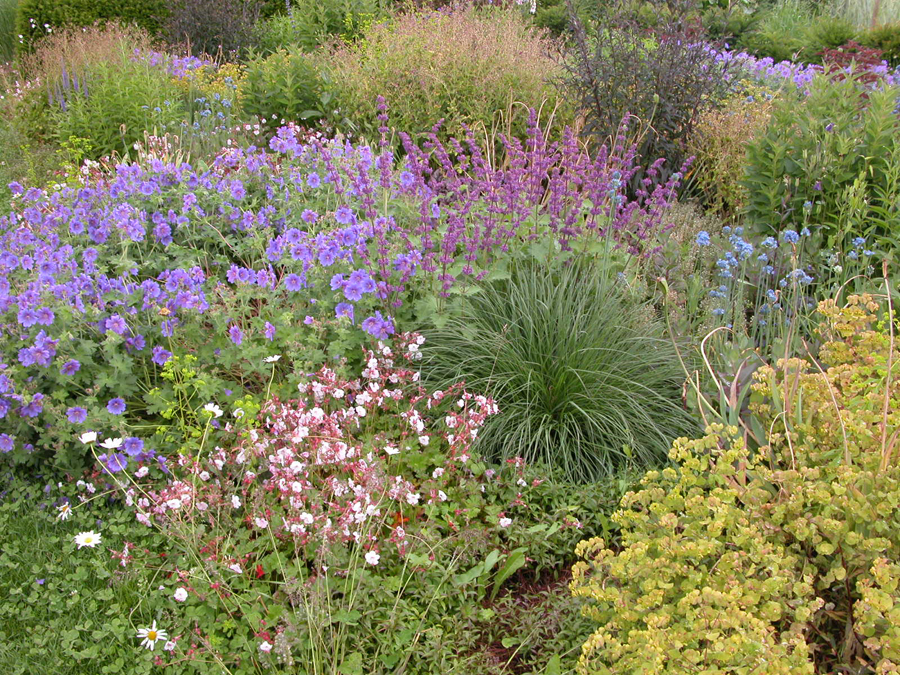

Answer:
[571,294,900,675]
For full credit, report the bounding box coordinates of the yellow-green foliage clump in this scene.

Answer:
[324,6,570,148]
[687,84,776,216]
[571,295,900,674]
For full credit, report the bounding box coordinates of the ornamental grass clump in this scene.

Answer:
[423,258,695,482]
[571,293,900,674]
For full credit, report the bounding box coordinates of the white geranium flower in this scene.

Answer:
[137,621,167,650]
[173,587,188,602]
[74,531,102,549]
[259,640,273,653]
[364,550,380,566]
[499,517,512,528]
[203,403,223,418]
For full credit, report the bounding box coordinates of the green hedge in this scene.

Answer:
[15,0,166,52]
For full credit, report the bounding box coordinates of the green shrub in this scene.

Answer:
[50,44,185,158]
[14,0,166,53]
[254,0,388,54]
[0,0,17,62]
[571,294,900,674]
[12,24,157,145]
[240,45,325,128]
[743,73,900,244]
[860,22,900,66]
[736,0,856,64]
[687,83,776,215]
[162,0,259,57]
[324,6,569,147]
[422,258,695,482]
[562,4,731,189]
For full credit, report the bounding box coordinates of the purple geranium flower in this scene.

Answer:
[106,314,128,335]
[123,437,144,456]
[0,434,13,452]
[228,324,243,346]
[335,206,355,225]
[61,359,80,376]
[66,407,88,423]
[100,452,128,473]
[107,398,126,415]
[335,303,355,323]
[264,322,276,341]
[284,274,303,292]
[152,346,172,366]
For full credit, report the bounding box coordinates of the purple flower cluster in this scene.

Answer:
[0,111,683,466]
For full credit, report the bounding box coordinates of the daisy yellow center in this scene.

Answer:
[84,535,94,543]
[147,630,157,641]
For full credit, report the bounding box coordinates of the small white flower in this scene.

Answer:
[166,498,182,510]
[137,621,168,650]
[499,517,512,528]
[432,467,444,479]
[517,478,527,487]
[259,640,273,653]
[418,435,430,446]
[406,492,420,506]
[365,550,381,566]
[173,587,188,602]
[56,503,72,520]
[229,563,242,574]
[445,416,457,428]
[203,403,224,418]
[384,445,400,456]
[199,471,210,481]
[100,437,123,450]
[163,640,176,652]
[333,388,345,399]
[233,407,245,419]
[135,466,149,478]
[255,517,269,528]
[74,531,101,549]
[79,431,97,444]
[231,495,241,508]
[437,490,448,502]
[263,355,281,363]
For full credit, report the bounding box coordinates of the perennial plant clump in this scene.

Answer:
[0,109,682,472]
[571,295,900,675]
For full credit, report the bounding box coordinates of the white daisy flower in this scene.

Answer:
[263,355,281,363]
[56,503,72,520]
[136,621,168,650]
[74,531,101,549]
